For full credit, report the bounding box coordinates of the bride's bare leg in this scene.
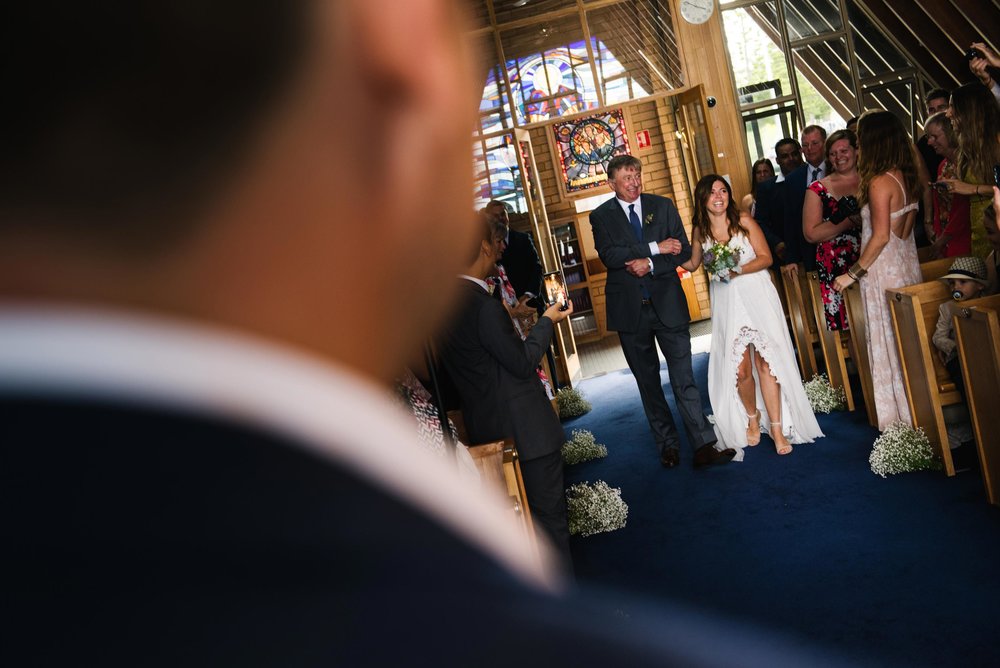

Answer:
[736,347,760,446]
[754,354,791,454]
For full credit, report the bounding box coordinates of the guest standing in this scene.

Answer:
[833,111,924,430]
[740,158,775,216]
[802,129,861,331]
[938,82,1000,259]
[924,111,971,258]
[781,125,827,279]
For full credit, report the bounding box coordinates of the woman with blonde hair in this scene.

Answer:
[833,110,923,430]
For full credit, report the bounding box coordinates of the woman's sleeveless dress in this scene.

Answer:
[859,173,922,431]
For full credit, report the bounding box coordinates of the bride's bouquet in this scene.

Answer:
[702,240,741,283]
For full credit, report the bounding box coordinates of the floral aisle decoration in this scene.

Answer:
[702,240,741,283]
[869,422,940,477]
[803,373,847,413]
[557,386,592,419]
[566,480,628,537]
[561,429,608,465]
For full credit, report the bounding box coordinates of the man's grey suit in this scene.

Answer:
[590,193,716,456]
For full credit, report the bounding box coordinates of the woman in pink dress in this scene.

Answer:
[833,111,923,430]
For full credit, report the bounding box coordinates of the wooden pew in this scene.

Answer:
[780,263,819,381]
[920,257,953,282]
[805,271,855,410]
[954,297,1000,505]
[842,282,878,427]
[449,410,537,550]
[886,282,999,476]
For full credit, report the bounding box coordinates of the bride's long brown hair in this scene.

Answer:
[691,174,746,243]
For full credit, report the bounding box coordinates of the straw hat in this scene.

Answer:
[939,256,988,286]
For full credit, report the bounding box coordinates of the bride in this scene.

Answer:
[683,174,823,459]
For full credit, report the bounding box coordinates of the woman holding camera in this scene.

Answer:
[803,129,861,331]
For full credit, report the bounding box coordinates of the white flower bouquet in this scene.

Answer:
[566,480,628,537]
[869,422,940,477]
[804,373,846,413]
[561,429,608,465]
[702,240,741,283]
[557,386,592,419]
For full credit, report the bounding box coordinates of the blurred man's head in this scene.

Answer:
[0,0,478,384]
[486,200,511,226]
[774,138,803,176]
[800,125,828,167]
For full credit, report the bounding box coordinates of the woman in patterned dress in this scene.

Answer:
[803,129,861,331]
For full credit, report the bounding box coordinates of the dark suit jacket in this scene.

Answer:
[782,163,818,270]
[752,176,786,257]
[440,280,563,461]
[500,229,544,299]
[589,193,692,332]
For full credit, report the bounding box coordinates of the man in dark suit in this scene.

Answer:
[590,156,733,469]
[440,214,574,567]
[486,199,544,304]
[781,125,827,279]
[753,137,803,261]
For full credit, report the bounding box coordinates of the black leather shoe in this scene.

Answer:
[693,443,736,468]
[659,449,680,468]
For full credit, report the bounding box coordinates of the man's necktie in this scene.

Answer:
[629,204,643,242]
[811,167,819,183]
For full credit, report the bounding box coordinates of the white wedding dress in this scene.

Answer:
[707,233,824,459]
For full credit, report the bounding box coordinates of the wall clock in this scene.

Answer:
[679,0,714,25]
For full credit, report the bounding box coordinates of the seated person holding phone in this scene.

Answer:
[439,214,575,571]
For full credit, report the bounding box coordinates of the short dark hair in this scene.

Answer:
[925,88,950,104]
[775,138,801,152]
[1,2,309,248]
[606,155,642,180]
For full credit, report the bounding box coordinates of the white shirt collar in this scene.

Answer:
[775,172,786,183]
[616,196,641,220]
[0,303,560,592]
[459,274,490,292]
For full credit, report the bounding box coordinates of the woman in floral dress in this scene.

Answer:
[802,129,861,331]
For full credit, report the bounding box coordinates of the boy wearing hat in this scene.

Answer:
[932,256,989,402]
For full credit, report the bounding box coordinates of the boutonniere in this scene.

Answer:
[644,213,654,226]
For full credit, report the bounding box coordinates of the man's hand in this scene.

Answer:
[775,242,786,261]
[510,295,536,319]
[542,299,574,324]
[657,238,681,255]
[780,263,798,280]
[625,258,652,277]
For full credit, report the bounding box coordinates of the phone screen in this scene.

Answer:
[543,271,569,310]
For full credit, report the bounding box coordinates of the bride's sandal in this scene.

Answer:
[770,420,793,455]
[746,409,761,446]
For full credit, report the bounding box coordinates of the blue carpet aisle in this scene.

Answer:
[563,353,1000,668]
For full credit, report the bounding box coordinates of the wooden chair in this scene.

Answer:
[920,257,954,282]
[842,282,878,427]
[953,297,1000,505]
[780,263,819,381]
[886,282,999,476]
[805,271,855,410]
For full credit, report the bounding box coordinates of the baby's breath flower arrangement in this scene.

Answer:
[557,386,592,419]
[803,373,846,413]
[561,429,608,465]
[869,422,939,477]
[566,480,628,537]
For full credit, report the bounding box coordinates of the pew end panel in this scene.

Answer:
[886,281,955,475]
[954,298,1000,505]
[806,271,855,411]
[842,282,878,428]
[781,263,819,381]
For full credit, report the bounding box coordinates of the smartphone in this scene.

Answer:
[993,164,1000,189]
[966,48,984,61]
[542,271,569,311]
